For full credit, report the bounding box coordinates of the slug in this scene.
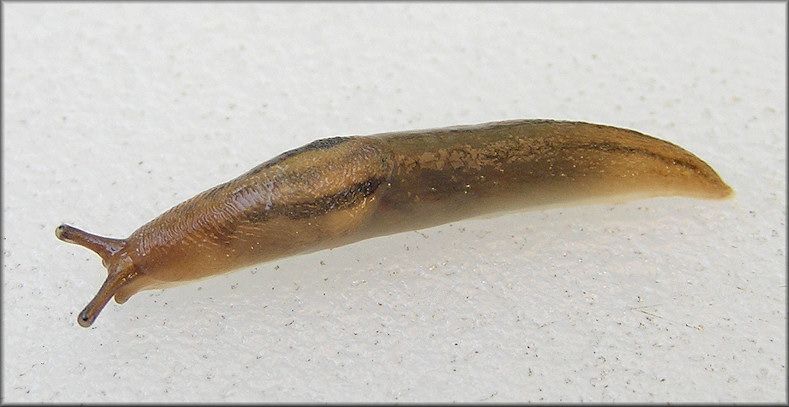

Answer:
[56,119,733,327]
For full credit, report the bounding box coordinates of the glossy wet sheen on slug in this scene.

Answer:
[56,119,733,327]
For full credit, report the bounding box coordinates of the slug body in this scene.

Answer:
[56,120,733,327]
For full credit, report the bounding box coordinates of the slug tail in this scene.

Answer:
[710,182,734,200]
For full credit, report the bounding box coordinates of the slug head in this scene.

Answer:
[56,224,139,327]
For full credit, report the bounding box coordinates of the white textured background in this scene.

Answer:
[2,2,785,403]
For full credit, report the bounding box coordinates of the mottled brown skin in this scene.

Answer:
[56,119,733,327]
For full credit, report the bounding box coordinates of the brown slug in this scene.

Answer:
[56,119,733,327]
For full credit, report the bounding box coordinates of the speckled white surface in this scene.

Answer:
[2,2,785,403]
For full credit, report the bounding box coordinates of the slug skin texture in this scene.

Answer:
[56,120,733,327]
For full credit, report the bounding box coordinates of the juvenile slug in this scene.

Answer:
[56,119,733,327]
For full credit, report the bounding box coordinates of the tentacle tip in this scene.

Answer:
[114,292,132,305]
[77,309,96,328]
[55,224,72,241]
